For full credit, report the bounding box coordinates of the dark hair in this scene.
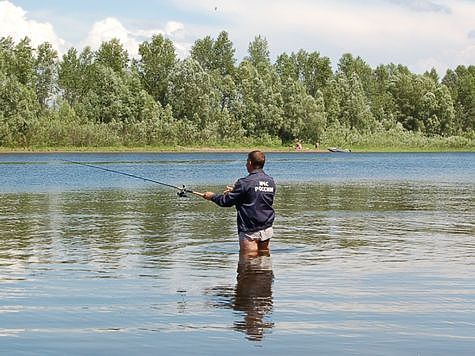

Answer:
[248,150,265,169]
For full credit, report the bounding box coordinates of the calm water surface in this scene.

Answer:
[1,152,474,355]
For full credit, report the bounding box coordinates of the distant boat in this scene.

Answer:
[328,147,351,153]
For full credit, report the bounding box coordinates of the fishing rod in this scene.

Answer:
[62,159,204,197]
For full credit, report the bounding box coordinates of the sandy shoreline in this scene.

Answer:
[0,146,330,154]
[1,146,473,154]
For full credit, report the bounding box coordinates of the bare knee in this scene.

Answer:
[258,239,270,251]
[239,238,258,252]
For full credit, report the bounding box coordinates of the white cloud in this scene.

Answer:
[415,43,475,74]
[0,0,67,52]
[165,21,185,38]
[82,17,189,58]
[81,17,139,56]
[2,0,473,73]
[387,0,452,13]
[0,1,190,58]
[172,0,475,73]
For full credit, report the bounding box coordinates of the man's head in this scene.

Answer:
[247,150,265,172]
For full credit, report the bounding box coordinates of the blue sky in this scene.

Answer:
[1,0,474,74]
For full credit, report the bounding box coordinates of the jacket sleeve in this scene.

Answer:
[211,179,244,207]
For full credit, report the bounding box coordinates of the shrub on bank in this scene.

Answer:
[320,122,474,151]
[1,109,473,151]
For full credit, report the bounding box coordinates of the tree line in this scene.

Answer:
[0,31,474,149]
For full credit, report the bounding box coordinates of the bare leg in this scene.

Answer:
[239,238,271,253]
[239,237,258,253]
[258,239,270,251]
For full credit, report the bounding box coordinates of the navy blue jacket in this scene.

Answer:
[212,169,276,233]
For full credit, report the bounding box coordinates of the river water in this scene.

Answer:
[0,152,474,355]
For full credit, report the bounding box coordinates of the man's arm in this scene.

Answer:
[203,180,244,207]
[203,191,216,200]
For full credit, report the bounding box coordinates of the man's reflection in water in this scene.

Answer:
[234,251,274,341]
[208,251,274,341]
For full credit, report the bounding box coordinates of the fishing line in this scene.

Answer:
[62,159,203,197]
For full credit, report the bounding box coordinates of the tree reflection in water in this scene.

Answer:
[208,251,274,341]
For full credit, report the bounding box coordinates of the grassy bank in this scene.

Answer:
[2,113,474,153]
[0,145,294,154]
[1,123,474,153]
[1,143,474,154]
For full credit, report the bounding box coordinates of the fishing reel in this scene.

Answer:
[177,185,188,198]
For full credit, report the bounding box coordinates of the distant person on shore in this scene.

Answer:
[203,150,276,252]
[295,139,303,151]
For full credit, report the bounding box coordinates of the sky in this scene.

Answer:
[0,0,474,74]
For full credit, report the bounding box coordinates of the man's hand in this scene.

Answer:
[223,185,234,195]
[203,192,215,200]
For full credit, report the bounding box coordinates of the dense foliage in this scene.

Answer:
[0,33,474,149]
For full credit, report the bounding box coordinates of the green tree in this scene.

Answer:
[58,47,96,106]
[233,60,283,137]
[76,64,129,124]
[276,50,333,98]
[0,37,15,75]
[13,37,35,87]
[0,72,39,145]
[166,58,218,129]
[216,73,237,112]
[280,75,326,142]
[420,85,455,136]
[388,68,458,135]
[58,48,82,105]
[246,35,271,71]
[424,68,439,84]
[35,42,58,107]
[388,70,435,132]
[279,76,306,141]
[302,90,326,145]
[370,64,398,125]
[275,53,297,80]
[294,50,333,97]
[95,38,129,74]
[192,31,236,75]
[322,77,342,126]
[190,35,214,71]
[434,85,456,135]
[339,73,376,131]
[191,31,237,113]
[212,31,236,77]
[76,63,160,128]
[137,34,176,105]
[337,53,374,100]
[442,65,475,133]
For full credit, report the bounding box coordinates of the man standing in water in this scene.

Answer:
[203,150,276,252]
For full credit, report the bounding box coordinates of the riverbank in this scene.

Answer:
[0,145,294,154]
[1,145,474,154]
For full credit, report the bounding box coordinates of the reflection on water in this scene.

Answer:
[234,252,274,341]
[207,251,274,341]
[0,152,474,355]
